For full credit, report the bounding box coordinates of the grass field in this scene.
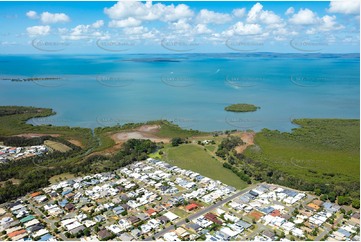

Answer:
[244,119,360,185]
[170,207,189,218]
[49,173,76,184]
[166,144,248,190]
[156,121,206,138]
[44,140,72,152]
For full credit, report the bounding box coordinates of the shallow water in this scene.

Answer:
[0,54,359,132]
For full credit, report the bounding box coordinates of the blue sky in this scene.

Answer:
[0,1,359,54]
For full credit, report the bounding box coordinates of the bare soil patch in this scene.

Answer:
[111,125,169,144]
[235,132,255,154]
[14,133,61,138]
[68,139,83,148]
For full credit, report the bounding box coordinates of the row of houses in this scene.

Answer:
[0,145,47,163]
[0,200,54,241]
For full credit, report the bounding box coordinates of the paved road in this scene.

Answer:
[144,183,259,240]
[27,202,68,241]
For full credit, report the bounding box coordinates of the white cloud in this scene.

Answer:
[40,12,70,24]
[26,25,51,36]
[123,26,149,35]
[104,1,193,22]
[170,19,192,33]
[285,7,295,15]
[26,10,38,19]
[247,2,263,23]
[194,24,212,34]
[226,21,262,36]
[319,15,344,32]
[61,22,109,40]
[163,4,194,22]
[328,1,360,15]
[92,20,104,28]
[196,9,232,24]
[247,2,282,25]
[233,8,246,18]
[109,17,141,28]
[289,9,318,25]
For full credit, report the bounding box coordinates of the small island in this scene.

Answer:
[225,103,260,112]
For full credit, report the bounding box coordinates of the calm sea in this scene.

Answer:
[0,54,359,132]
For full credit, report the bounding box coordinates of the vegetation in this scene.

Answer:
[166,144,248,189]
[171,137,185,147]
[242,119,360,202]
[216,136,244,159]
[0,138,156,203]
[0,106,161,203]
[224,103,260,112]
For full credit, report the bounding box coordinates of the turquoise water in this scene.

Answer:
[0,54,359,131]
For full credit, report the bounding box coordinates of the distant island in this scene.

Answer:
[0,77,61,82]
[225,103,260,112]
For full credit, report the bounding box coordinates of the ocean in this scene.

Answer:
[0,53,359,132]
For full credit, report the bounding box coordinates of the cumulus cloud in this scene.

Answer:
[40,12,70,24]
[26,10,38,19]
[194,24,212,34]
[104,1,193,22]
[247,3,263,23]
[289,9,318,25]
[285,7,295,15]
[247,2,282,25]
[319,15,344,32]
[196,9,232,24]
[92,20,104,28]
[328,0,360,15]
[26,25,51,36]
[233,8,246,18]
[109,17,141,28]
[61,22,109,40]
[225,21,262,36]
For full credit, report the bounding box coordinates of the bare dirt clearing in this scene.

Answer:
[235,132,255,154]
[111,125,170,143]
[14,133,60,138]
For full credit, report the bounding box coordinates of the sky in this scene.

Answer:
[0,0,359,54]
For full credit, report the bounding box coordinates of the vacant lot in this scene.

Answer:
[44,140,72,152]
[49,173,76,184]
[166,144,248,190]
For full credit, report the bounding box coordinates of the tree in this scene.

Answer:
[171,137,183,147]
[352,199,360,209]
[328,192,336,202]
[337,196,352,206]
[314,188,322,196]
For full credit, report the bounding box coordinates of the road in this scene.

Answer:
[144,183,259,240]
[27,202,68,240]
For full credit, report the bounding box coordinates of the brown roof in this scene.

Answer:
[306,203,320,211]
[98,229,112,240]
[204,213,223,225]
[128,215,140,224]
[270,209,280,217]
[249,210,263,221]
[313,200,324,206]
[30,192,42,198]
[64,203,75,211]
[185,203,198,211]
[8,229,26,238]
[146,208,157,216]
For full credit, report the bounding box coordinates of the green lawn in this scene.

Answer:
[166,144,248,190]
[205,145,216,152]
